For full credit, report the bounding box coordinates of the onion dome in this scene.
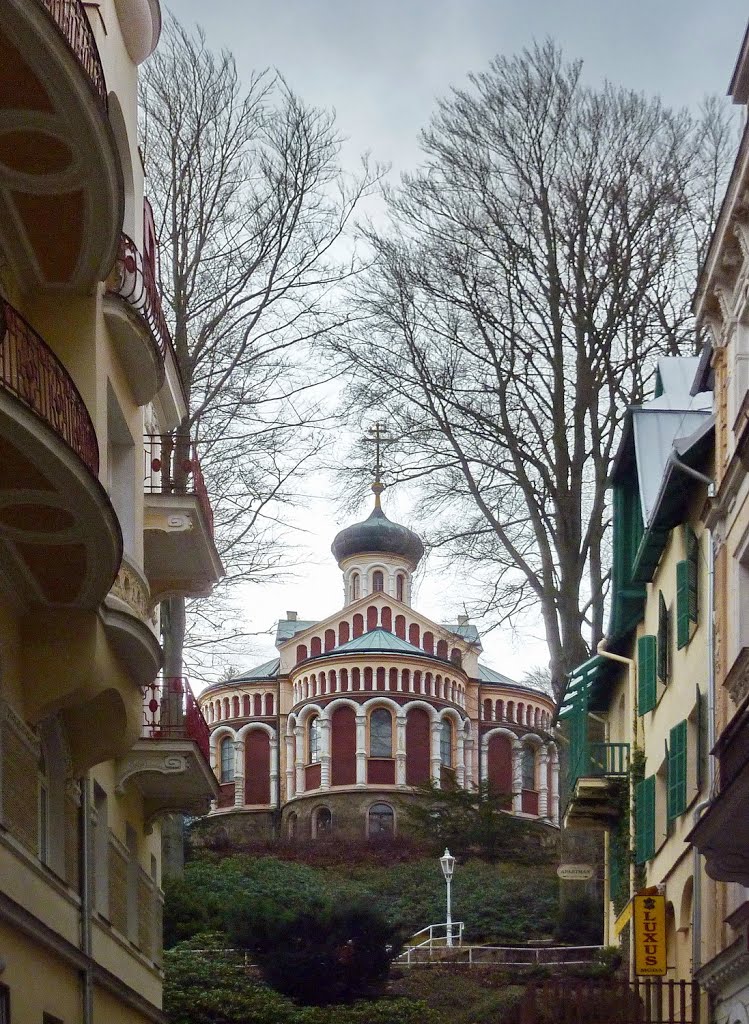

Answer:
[331,484,424,566]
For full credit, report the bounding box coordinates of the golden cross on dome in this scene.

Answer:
[365,421,389,507]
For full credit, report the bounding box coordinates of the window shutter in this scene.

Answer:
[668,720,687,819]
[676,560,690,649]
[635,775,655,863]
[657,592,669,683]
[638,635,657,714]
[686,526,699,624]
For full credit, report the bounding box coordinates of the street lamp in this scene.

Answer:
[440,848,455,947]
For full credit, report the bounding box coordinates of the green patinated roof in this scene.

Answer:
[323,627,428,658]
[275,619,318,644]
[477,664,518,687]
[231,657,280,682]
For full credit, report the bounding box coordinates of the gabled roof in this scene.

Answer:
[322,627,430,658]
[442,622,482,648]
[275,619,318,644]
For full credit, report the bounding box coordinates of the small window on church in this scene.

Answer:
[370,708,392,757]
[522,747,536,791]
[373,570,384,592]
[314,807,332,837]
[396,574,405,601]
[308,715,321,764]
[220,738,235,783]
[440,720,452,767]
[351,573,360,601]
[368,803,395,836]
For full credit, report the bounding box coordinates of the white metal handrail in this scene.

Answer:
[397,940,605,967]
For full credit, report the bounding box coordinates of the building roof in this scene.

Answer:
[275,619,318,644]
[442,622,482,646]
[322,627,432,658]
[231,657,280,683]
[477,663,519,686]
[331,500,424,566]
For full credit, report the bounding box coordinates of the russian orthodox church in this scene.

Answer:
[198,482,559,840]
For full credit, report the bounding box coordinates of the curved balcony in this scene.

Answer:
[0,298,121,608]
[143,434,223,603]
[116,678,218,825]
[105,234,185,406]
[0,0,121,290]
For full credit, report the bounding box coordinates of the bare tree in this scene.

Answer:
[141,20,381,673]
[331,42,732,699]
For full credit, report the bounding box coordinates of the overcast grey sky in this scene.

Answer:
[169,1,749,683]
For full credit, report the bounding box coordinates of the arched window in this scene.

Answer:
[243,694,251,716]
[373,570,384,592]
[351,573,360,601]
[232,695,240,717]
[396,574,405,602]
[314,807,332,837]
[370,708,392,757]
[220,737,235,783]
[368,803,395,836]
[450,648,462,668]
[288,812,297,839]
[440,720,452,767]
[522,747,536,791]
[308,715,321,764]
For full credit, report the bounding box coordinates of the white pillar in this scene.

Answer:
[356,714,367,786]
[395,714,407,785]
[397,669,404,693]
[234,740,245,807]
[430,721,442,787]
[270,735,279,806]
[480,737,489,783]
[285,734,295,799]
[551,751,560,825]
[512,739,523,813]
[538,745,549,818]
[295,725,305,794]
[319,718,331,790]
[456,727,466,787]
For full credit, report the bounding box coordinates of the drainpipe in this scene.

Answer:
[79,775,93,1024]
[596,640,636,960]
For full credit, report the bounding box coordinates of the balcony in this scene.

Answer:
[0,0,121,290]
[688,696,749,885]
[142,434,223,604]
[564,742,629,829]
[116,677,219,824]
[0,297,121,609]
[102,558,162,688]
[105,234,176,405]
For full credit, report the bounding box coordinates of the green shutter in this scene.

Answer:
[676,560,690,649]
[635,775,656,863]
[638,635,657,714]
[668,720,687,819]
[686,526,699,624]
[657,592,669,683]
[609,833,621,902]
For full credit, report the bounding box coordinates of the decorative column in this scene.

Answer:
[233,740,245,807]
[294,725,305,795]
[270,734,279,807]
[395,714,407,785]
[397,669,404,693]
[355,714,367,786]
[538,745,549,818]
[480,735,489,783]
[285,734,295,799]
[319,719,331,790]
[512,739,523,813]
[550,749,560,825]
[430,721,442,787]
[456,727,466,787]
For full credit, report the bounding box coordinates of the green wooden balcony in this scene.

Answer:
[564,742,630,830]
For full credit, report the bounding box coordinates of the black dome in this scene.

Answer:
[331,504,424,565]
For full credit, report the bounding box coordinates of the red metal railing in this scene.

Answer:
[144,434,215,538]
[38,0,107,108]
[142,676,211,766]
[109,234,173,365]
[0,298,99,475]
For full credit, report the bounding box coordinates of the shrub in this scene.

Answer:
[229,897,403,1005]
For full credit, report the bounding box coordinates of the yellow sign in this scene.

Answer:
[633,893,667,976]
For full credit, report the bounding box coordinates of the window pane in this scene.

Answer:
[369,803,394,835]
[370,709,392,757]
[373,571,384,592]
[316,808,332,835]
[220,739,235,783]
[309,716,320,763]
[522,747,535,790]
[440,720,452,766]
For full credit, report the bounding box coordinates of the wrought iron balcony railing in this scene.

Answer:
[0,298,99,474]
[142,676,211,766]
[568,741,630,792]
[109,234,173,364]
[38,0,107,108]
[144,434,215,538]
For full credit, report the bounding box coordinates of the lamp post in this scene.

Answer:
[440,848,455,947]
